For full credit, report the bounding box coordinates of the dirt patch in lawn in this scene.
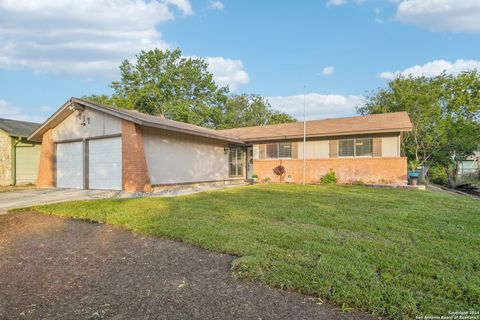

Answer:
[0,212,376,320]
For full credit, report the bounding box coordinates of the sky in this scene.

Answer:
[1,0,480,123]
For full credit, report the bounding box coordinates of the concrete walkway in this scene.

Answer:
[0,188,119,214]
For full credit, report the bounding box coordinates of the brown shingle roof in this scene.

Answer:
[29,98,244,143]
[219,112,412,142]
[29,98,412,144]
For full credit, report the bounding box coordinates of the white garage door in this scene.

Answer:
[88,137,122,190]
[57,141,84,189]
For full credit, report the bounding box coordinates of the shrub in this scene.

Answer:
[273,165,286,176]
[320,169,337,184]
[428,165,448,186]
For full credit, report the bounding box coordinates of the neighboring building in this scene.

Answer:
[29,98,412,192]
[0,118,41,185]
[459,150,479,175]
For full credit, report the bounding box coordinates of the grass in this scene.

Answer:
[21,185,480,319]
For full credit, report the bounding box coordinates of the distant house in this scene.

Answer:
[29,98,412,191]
[459,149,479,175]
[0,118,41,185]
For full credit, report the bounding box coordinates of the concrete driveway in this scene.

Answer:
[0,188,118,214]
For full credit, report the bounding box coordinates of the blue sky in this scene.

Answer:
[1,0,480,122]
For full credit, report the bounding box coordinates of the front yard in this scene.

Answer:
[25,185,479,319]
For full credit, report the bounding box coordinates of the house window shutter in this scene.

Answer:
[291,142,298,159]
[259,144,266,159]
[329,140,337,158]
[373,137,382,157]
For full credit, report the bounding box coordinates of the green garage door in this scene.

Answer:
[15,143,41,184]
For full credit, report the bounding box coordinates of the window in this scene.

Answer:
[355,138,373,157]
[266,143,278,158]
[338,139,354,157]
[338,138,373,157]
[229,146,243,177]
[266,143,292,159]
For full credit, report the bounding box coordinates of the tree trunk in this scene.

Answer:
[444,167,456,188]
[421,165,429,183]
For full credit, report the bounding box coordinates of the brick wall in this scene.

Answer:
[253,157,408,185]
[0,132,12,185]
[122,120,152,192]
[37,129,56,188]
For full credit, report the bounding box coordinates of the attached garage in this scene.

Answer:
[56,138,122,190]
[88,137,122,190]
[56,141,83,189]
[29,98,244,192]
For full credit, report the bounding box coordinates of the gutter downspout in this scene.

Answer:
[11,137,21,186]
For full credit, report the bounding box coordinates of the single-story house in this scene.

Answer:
[0,118,41,185]
[29,98,412,192]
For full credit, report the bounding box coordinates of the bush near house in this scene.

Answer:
[22,185,480,319]
[320,169,337,184]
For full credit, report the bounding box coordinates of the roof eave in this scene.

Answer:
[241,127,413,143]
[29,98,245,144]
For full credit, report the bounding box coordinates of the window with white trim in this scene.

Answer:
[266,143,291,159]
[229,146,244,177]
[338,138,373,157]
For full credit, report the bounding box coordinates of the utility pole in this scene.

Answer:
[302,85,307,185]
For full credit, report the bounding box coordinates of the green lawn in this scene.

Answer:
[23,185,479,319]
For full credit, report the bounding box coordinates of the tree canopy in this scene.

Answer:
[358,71,480,186]
[213,94,295,129]
[84,48,294,129]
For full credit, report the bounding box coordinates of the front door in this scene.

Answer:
[246,146,253,179]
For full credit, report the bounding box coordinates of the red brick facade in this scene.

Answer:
[121,120,152,192]
[36,129,56,188]
[253,157,408,185]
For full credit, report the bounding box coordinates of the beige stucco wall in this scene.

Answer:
[142,127,232,185]
[382,135,400,157]
[0,131,12,185]
[53,108,121,141]
[253,133,401,159]
[298,140,329,159]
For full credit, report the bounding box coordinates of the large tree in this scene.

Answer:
[84,48,294,129]
[358,71,480,186]
[110,48,227,128]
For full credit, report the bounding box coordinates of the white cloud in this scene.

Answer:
[0,0,193,78]
[209,0,224,10]
[0,100,46,122]
[267,94,363,120]
[396,0,480,32]
[322,66,335,76]
[203,57,249,91]
[327,0,347,6]
[377,59,480,80]
[164,0,194,15]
